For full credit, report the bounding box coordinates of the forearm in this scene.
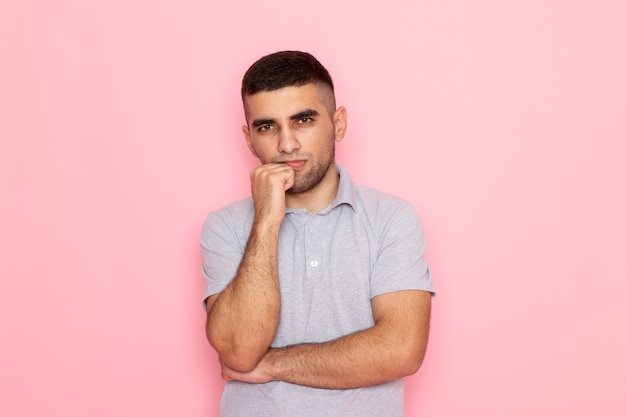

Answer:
[220,291,432,389]
[206,221,281,371]
[223,320,428,389]
[266,325,425,389]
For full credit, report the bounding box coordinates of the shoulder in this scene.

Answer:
[201,197,255,241]
[208,197,255,221]
[350,184,426,244]
[353,184,418,219]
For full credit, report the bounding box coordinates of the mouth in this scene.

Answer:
[278,159,307,170]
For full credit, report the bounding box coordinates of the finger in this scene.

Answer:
[250,164,292,182]
[283,169,295,190]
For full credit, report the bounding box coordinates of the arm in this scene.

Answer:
[205,164,294,372]
[221,289,432,389]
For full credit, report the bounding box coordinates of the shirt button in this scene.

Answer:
[310,261,319,267]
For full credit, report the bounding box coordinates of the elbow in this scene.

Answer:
[204,306,275,373]
[206,328,266,372]
[402,352,425,376]
[396,341,428,377]
[218,346,265,373]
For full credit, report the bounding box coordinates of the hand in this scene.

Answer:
[220,356,273,384]
[250,163,295,225]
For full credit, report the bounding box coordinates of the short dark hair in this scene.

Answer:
[241,51,334,99]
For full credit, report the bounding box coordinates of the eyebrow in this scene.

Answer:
[251,118,275,128]
[251,109,320,128]
[290,109,319,120]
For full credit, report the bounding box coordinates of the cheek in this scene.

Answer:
[255,147,277,164]
[249,137,271,157]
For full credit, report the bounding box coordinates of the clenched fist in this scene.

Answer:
[250,163,295,226]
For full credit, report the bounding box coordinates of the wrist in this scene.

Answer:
[252,218,283,233]
[261,348,283,381]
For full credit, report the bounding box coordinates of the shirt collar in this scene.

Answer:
[285,164,357,215]
[327,164,357,212]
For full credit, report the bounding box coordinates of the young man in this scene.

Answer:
[201,51,434,417]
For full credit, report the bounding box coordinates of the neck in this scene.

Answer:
[285,164,340,214]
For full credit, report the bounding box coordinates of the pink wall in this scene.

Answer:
[2,1,625,416]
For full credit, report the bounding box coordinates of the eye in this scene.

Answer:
[297,117,313,124]
[258,124,275,132]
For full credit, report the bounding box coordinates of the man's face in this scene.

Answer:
[242,84,346,193]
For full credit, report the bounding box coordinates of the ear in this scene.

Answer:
[333,106,348,142]
[242,124,259,158]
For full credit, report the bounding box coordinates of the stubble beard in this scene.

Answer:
[285,141,335,194]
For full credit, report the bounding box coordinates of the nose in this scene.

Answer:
[277,126,300,154]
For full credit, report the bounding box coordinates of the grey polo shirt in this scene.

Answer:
[201,164,434,417]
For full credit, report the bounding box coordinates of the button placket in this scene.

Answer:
[304,216,322,279]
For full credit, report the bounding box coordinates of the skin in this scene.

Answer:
[243,83,346,212]
[220,291,431,389]
[206,83,431,388]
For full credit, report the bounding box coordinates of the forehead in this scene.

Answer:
[243,84,332,120]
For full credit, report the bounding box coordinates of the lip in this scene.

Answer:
[282,160,306,170]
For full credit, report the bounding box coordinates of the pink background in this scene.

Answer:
[2,1,625,416]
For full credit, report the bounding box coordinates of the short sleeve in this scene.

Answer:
[200,211,246,310]
[369,202,434,298]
